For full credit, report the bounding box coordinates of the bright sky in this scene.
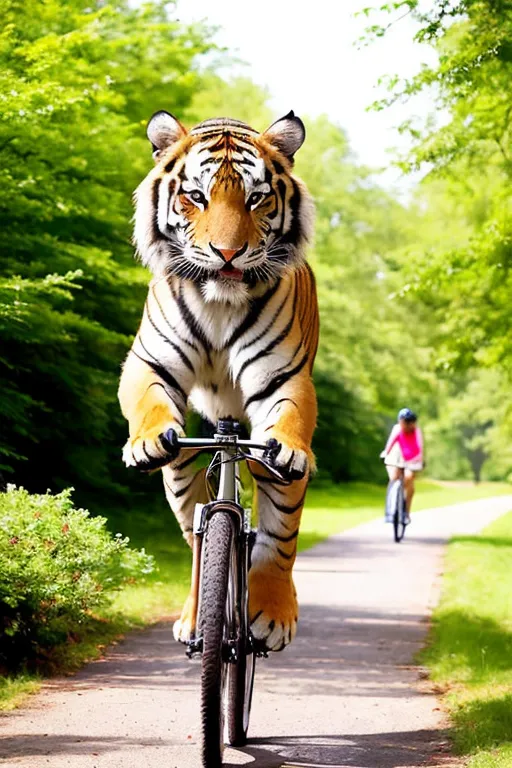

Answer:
[176,0,439,193]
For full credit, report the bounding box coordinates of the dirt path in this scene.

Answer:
[2,495,512,768]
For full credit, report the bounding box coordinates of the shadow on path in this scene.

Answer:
[225,729,453,768]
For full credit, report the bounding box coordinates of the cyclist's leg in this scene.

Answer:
[386,465,401,482]
[385,466,402,520]
[403,469,415,514]
[162,456,209,642]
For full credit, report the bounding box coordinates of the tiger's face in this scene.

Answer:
[134,112,313,305]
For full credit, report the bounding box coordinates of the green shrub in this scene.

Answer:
[0,486,154,665]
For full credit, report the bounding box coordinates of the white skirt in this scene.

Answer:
[384,441,423,472]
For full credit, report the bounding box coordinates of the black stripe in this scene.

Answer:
[276,178,287,235]
[239,290,289,352]
[142,441,153,462]
[267,397,299,419]
[133,344,187,404]
[173,479,195,499]
[176,284,212,362]
[163,476,172,493]
[207,136,228,152]
[277,547,294,560]
[263,527,299,542]
[244,352,309,409]
[252,397,300,432]
[145,300,195,373]
[236,283,298,383]
[236,314,295,384]
[282,177,302,245]
[227,281,281,347]
[259,486,307,514]
[250,472,286,488]
[145,381,174,399]
[236,156,256,167]
[152,286,199,352]
[175,450,206,471]
[130,350,185,426]
[164,157,177,174]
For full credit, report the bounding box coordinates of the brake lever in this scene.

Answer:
[242,452,292,486]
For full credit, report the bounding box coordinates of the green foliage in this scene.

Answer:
[290,114,434,480]
[0,485,154,665]
[424,370,512,483]
[364,0,512,478]
[0,0,214,496]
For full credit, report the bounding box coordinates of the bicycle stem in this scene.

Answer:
[218,447,237,504]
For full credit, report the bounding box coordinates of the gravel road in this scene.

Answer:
[2,495,511,768]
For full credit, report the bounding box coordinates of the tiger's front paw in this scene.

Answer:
[249,568,298,651]
[173,592,196,643]
[264,437,309,481]
[122,426,181,472]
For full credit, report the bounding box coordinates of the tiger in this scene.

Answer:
[118,110,319,651]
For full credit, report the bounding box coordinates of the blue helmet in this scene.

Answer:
[398,408,417,423]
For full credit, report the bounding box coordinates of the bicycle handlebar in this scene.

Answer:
[172,434,292,485]
[175,436,268,452]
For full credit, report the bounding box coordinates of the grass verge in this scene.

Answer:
[420,509,512,766]
[2,479,510,712]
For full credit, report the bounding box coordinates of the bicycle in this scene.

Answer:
[384,465,408,543]
[165,417,289,767]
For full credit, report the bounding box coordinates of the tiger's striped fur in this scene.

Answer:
[119,111,319,650]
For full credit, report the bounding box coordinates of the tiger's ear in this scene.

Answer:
[147,111,187,160]
[263,111,306,160]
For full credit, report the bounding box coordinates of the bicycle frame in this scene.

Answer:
[171,423,291,757]
[177,431,274,658]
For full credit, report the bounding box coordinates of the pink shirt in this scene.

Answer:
[385,425,423,462]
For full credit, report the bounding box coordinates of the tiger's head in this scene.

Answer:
[133,111,314,305]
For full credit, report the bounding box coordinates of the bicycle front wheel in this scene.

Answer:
[393,483,406,543]
[199,511,234,768]
[226,639,255,746]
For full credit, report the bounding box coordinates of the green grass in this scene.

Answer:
[0,675,40,711]
[420,510,512,766]
[413,480,512,511]
[2,479,510,713]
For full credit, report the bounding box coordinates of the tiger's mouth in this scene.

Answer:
[219,263,244,281]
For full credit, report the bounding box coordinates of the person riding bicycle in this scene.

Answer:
[381,408,424,525]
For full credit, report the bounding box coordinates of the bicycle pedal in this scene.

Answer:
[186,637,203,659]
[252,637,269,658]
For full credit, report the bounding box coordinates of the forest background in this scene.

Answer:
[1,0,511,529]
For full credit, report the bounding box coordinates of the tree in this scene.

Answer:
[0,0,214,497]
[424,369,512,482]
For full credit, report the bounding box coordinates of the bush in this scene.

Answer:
[0,486,154,665]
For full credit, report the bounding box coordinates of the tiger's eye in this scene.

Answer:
[248,192,264,208]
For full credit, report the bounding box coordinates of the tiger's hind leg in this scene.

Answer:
[248,474,307,651]
[161,453,208,643]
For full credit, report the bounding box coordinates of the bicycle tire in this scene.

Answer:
[226,630,255,746]
[393,482,406,543]
[199,511,234,768]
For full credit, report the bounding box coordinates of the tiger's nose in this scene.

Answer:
[210,243,248,262]
[219,248,238,262]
